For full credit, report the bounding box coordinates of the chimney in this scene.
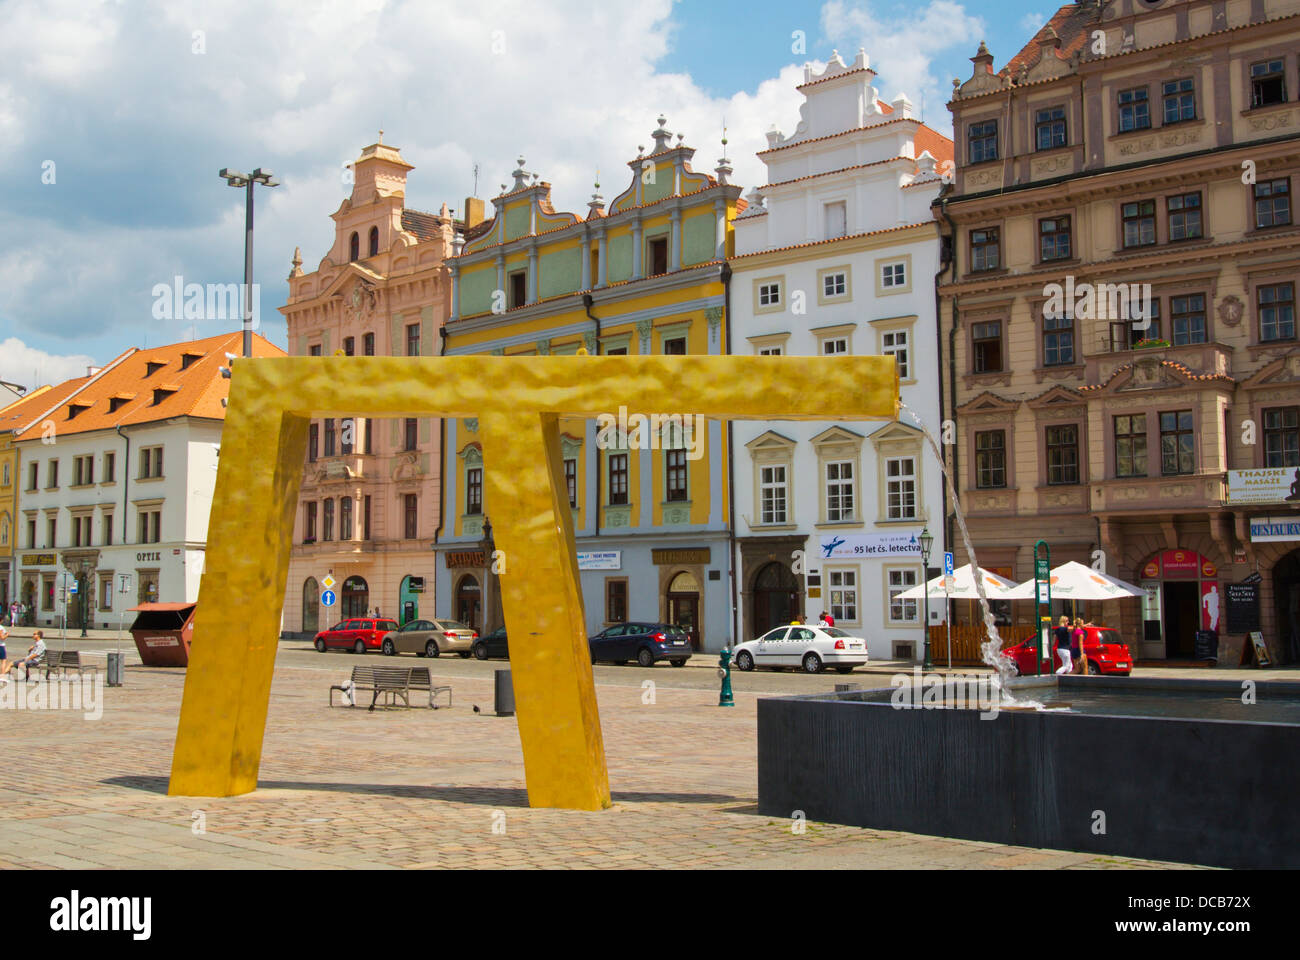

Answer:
[463,196,485,230]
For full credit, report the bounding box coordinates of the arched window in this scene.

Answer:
[368,226,379,257]
[349,232,359,261]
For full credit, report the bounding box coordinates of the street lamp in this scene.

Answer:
[918,527,934,670]
[218,167,279,358]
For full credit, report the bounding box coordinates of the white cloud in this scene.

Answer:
[0,337,98,390]
[1020,12,1048,34]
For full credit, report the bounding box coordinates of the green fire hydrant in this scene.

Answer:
[717,646,735,707]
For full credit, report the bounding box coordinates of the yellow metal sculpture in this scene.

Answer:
[169,354,898,810]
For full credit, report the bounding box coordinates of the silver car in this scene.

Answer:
[380,618,477,658]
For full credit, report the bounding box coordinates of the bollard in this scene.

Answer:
[494,668,515,716]
[106,651,124,687]
[717,647,735,707]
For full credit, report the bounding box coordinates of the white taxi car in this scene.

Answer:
[732,625,869,674]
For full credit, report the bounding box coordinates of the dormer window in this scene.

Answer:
[180,352,203,370]
[349,232,360,261]
[152,387,176,406]
[109,396,129,413]
[145,361,165,377]
[67,403,90,420]
[368,226,379,257]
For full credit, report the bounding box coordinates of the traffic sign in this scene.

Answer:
[69,582,78,595]
[943,552,954,577]
[321,590,337,607]
[322,575,336,590]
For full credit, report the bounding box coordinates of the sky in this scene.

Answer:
[0,0,1060,389]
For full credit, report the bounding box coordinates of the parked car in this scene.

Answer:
[473,626,509,660]
[314,618,400,654]
[1001,625,1133,676]
[732,625,868,674]
[380,618,478,658]
[588,622,692,667]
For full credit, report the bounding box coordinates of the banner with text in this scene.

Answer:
[816,531,924,560]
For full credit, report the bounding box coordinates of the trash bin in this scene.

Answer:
[127,602,198,666]
[494,669,515,716]
[106,651,124,687]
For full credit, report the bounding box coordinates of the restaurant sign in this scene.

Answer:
[21,553,56,567]
[1249,516,1300,543]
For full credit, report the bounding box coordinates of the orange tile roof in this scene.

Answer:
[0,381,85,436]
[1000,5,1092,80]
[11,332,285,442]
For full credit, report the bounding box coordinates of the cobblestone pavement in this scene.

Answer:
[0,646,1217,869]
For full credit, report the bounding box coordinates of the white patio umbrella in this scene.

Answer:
[1002,560,1145,601]
[896,564,1018,600]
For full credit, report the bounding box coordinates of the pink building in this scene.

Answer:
[279,136,480,635]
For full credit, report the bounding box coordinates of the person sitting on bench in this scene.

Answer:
[1,631,46,681]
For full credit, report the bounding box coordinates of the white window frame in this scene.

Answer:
[877,255,913,296]
[885,456,917,520]
[825,459,856,523]
[754,276,785,315]
[827,567,859,624]
[759,463,789,525]
[817,264,852,305]
[748,332,790,356]
[886,567,920,624]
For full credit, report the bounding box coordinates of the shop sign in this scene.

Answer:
[1225,582,1260,634]
[1140,581,1161,621]
[1159,550,1201,578]
[1248,516,1300,542]
[815,531,923,560]
[445,551,486,568]
[651,548,710,565]
[21,553,56,566]
[577,551,621,571]
[136,551,162,563]
[1226,467,1300,505]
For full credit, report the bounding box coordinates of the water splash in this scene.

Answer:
[899,401,1026,707]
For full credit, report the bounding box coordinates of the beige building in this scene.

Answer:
[279,136,473,635]
[939,0,1300,664]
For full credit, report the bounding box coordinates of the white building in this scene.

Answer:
[729,49,953,660]
[10,332,283,628]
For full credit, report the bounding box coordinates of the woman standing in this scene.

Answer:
[1054,615,1073,674]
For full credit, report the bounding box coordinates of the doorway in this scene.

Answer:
[302,578,319,634]
[752,561,798,638]
[1162,581,1198,658]
[666,571,701,650]
[342,576,369,618]
[1272,549,1300,664]
[456,575,481,632]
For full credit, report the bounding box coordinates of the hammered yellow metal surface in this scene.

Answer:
[168,354,898,809]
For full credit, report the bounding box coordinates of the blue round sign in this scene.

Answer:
[321,589,337,607]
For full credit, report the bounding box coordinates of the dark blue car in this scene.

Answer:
[588,622,692,667]
[472,626,509,660]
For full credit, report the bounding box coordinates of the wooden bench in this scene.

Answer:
[329,665,451,711]
[43,650,97,680]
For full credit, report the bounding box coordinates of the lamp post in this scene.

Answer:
[918,527,934,670]
[479,516,494,634]
[218,167,279,358]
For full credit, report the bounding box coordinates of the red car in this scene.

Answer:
[1001,625,1133,676]
[314,618,400,654]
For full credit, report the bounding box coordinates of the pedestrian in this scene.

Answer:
[1053,615,1073,675]
[2,630,45,681]
[0,622,8,684]
[1072,616,1089,675]
[819,610,833,628]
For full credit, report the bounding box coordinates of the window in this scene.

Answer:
[666,449,688,502]
[757,345,783,356]
[309,344,322,357]
[605,346,628,355]
[1046,425,1079,485]
[323,419,336,457]
[104,451,115,482]
[404,418,418,452]
[72,515,91,547]
[1160,410,1195,476]
[138,447,162,479]
[972,320,1003,373]
[308,423,319,462]
[1035,106,1067,150]
[1170,294,1207,345]
[180,352,201,370]
[975,431,1006,488]
[822,336,848,356]
[1163,78,1196,124]
[343,336,355,356]
[47,517,57,547]
[880,261,906,289]
[509,271,526,308]
[363,332,375,356]
[406,323,420,357]
[1043,312,1074,366]
[363,496,372,540]
[887,569,918,623]
[102,513,113,546]
[606,580,628,623]
[27,462,37,491]
[47,459,58,488]
[663,337,687,356]
[1039,216,1072,261]
[1118,87,1150,132]
[1250,58,1287,108]
[368,226,379,257]
[968,119,998,163]
[466,468,483,515]
[1122,200,1157,247]
[1114,415,1148,478]
[73,455,94,486]
[828,569,858,622]
[1255,178,1292,228]
[304,502,317,542]
[145,361,165,377]
[971,227,1000,272]
[1167,192,1202,241]
[825,460,855,522]
[99,576,112,611]
[1265,407,1300,467]
[608,453,629,505]
[322,499,334,541]
[822,270,847,298]
[1129,297,1162,347]
[340,496,353,540]
[108,396,128,413]
[349,233,359,261]
[27,518,36,549]
[757,281,781,308]
[824,201,847,239]
[648,236,668,275]
[137,510,160,544]
[404,494,418,539]
[885,457,916,520]
[1259,282,1296,342]
[565,458,578,507]
[759,464,788,524]
[340,418,354,455]
[882,330,909,379]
